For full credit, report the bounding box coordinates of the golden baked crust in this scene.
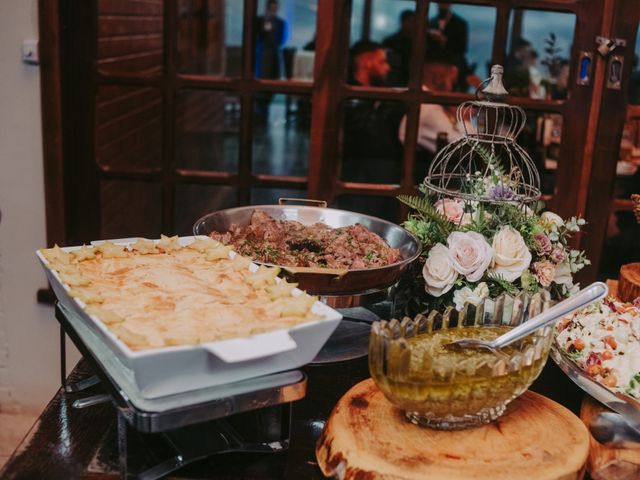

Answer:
[40,236,320,351]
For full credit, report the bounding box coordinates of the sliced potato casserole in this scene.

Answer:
[39,236,321,351]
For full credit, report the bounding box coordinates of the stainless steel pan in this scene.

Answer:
[193,199,422,296]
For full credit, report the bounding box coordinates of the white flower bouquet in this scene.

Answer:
[395,184,590,315]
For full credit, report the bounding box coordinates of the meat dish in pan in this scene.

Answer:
[209,210,401,269]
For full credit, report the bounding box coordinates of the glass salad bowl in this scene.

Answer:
[369,291,555,430]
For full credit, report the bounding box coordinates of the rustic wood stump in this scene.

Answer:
[618,263,640,303]
[581,396,640,480]
[316,379,589,480]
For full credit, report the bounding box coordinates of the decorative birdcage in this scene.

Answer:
[423,65,541,208]
[395,65,590,319]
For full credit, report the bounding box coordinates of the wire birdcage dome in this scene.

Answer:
[423,65,541,207]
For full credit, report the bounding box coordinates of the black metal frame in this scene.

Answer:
[54,303,302,480]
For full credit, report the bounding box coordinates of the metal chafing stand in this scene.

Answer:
[56,302,307,480]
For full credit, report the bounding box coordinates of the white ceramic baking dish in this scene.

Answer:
[37,236,342,399]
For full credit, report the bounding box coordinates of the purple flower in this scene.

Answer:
[533,233,552,256]
[488,185,515,201]
[550,245,566,263]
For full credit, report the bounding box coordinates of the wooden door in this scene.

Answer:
[583,0,640,281]
[54,0,313,245]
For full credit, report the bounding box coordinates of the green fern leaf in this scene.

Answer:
[472,142,506,177]
[397,195,454,234]
[397,194,433,215]
[486,273,519,296]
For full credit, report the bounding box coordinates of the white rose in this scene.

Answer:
[490,226,532,282]
[453,283,490,311]
[434,199,472,226]
[422,244,458,297]
[553,262,573,286]
[447,231,493,282]
[541,211,564,227]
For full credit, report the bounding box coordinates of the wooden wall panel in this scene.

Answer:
[95,0,164,171]
[98,35,162,60]
[98,0,163,16]
[98,0,163,76]
[96,87,159,122]
[95,85,162,171]
[98,120,162,168]
[97,51,163,75]
[98,17,163,37]
[100,179,163,238]
[96,103,161,147]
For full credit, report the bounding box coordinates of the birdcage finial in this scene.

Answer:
[482,65,509,101]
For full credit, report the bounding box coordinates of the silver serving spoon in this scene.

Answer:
[590,411,640,445]
[446,282,608,353]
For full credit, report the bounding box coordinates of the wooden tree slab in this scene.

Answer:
[618,263,640,303]
[580,396,640,480]
[316,379,589,480]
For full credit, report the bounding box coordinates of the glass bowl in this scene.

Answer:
[369,291,554,430]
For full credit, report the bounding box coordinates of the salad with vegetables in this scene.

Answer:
[556,297,640,398]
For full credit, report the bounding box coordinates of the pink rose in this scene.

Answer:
[435,199,472,226]
[550,245,566,263]
[447,231,493,282]
[533,260,555,287]
[633,297,640,308]
[533,234,552,255]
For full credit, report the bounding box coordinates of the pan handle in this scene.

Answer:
[202,330,297,363]
[278,198,327,208]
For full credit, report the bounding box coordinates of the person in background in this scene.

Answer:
[399,61,462,155]
[254,0,287,120]
[343,41,403,184]
[527,50,547,99]
[427,3,469,90]
[398,61,463,183]
[383,10,416,86]
[348,40,391,87]
[504,37,532,97]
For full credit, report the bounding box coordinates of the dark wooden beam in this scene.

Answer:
[162,0,178,232]
[38,0,67,247]
[238,0,257,206]
[308,0,351,203]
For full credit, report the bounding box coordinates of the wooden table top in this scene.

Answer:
[0,355,585,479]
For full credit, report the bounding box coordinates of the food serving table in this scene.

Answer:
[1,326,587,480]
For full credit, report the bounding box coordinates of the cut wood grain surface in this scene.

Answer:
[618,263,640,303]
[317,379,590,480]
